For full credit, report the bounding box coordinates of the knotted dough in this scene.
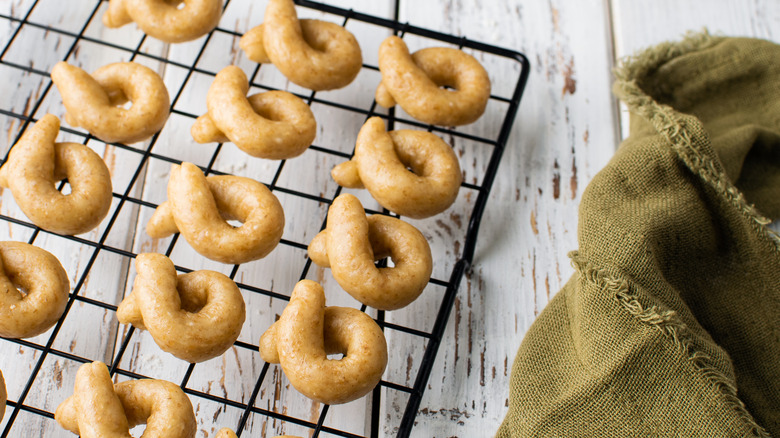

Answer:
[0,242,70,339]
[331,117,462,219]
[103,0,222,43]
[307,194,432,310]
[0,114,113,235]
[376,36,491,126]
[51,61,170,144]
[117,253,246,363]
[239,0,362,91]
[146,162,284,264]
[192,66,316,159]
[260,280,387,405]
[55,361,196,438]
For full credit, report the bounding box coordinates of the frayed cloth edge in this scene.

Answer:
[569,251,770,438]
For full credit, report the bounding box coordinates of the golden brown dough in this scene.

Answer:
[307,194,432,310]
[103,0,222,43]
[56,361,196,438]
[259,280,387,405]
[376,36,491,126]
[331,117,462,219]
[117,253,246,363]
[0,242,70,339]
[0,370,6,422]
[51,61,170,144]
[192,66,316,159]
[239,0,362,91]
[146,162,284,264]
[0,115,113,235]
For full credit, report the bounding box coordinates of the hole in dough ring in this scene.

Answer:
[239,0,362,91]
[0,115,113,235]
[0,242,70,339]
[117,253,246,363]
[191,66,316,159]
[307,194,433,310]
[146,162,285,264]
[103,0,222,43]
[259,280,388,405]
[376,35,491,126]
[51,61,170,144]
[331,117,462,219]
[55,361,197,438]
[0,370,6,422]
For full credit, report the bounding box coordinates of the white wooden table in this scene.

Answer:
[0,1,778,437]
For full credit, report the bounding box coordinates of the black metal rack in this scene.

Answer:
[0,0,529,436]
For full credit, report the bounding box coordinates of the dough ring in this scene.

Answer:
[51,61,170,144]
[307,194,432,310]
[216,429,300,438]
[332,117,462,219]
[146,162,285,264]
[239,0,362,90]
[376,36,491,126]
[0,242,70,339]
[0,115,113,235]
[103,0,222,43]
[117,253,246,363]
[191,66,316,159]
[55,361,196,438]
[1,370,6,422]
[259,280,387,405]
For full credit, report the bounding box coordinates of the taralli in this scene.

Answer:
[239,0,362,90]
[146,162,284,264]
[259,280,387,405]
[0,115,113,235]
[376,36,491,126]
[216,428,300,438]
[0,242,70,339]
[1,370,6,422]
[192,66,316,159]
[117,253,246,363]
[308,194,432,310]
[332,117,462,219]
[55,361,196,438]
[51,61,170,144]
[103,0,222,43]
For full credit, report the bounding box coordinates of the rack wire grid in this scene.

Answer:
[0,0,529,436]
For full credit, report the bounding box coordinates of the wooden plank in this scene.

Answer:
[386,0,620,436]
[118,1,399,437]
[0,0,167,436]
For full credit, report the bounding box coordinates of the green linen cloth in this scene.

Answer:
[497,33,780,437]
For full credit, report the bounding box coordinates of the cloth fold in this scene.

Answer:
[497,33,780,437]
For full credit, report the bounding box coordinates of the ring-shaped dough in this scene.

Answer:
[103,0,222,43]
[55,361,196,438]
[376,36,491,126]
[1,370,6,422]
[117,253,246,363]
[0,242,70,339]
[259,280,387,405]
[307,194,432,310]
[331,117,462,219]
[51,61,170,144]
[239,0,362,91]
[191,66,316,159]
[146,162,284,264]
[0,115,113,235]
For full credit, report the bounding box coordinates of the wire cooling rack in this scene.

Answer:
[0,0,529,436]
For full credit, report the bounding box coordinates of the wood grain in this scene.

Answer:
[1,1,778,437]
